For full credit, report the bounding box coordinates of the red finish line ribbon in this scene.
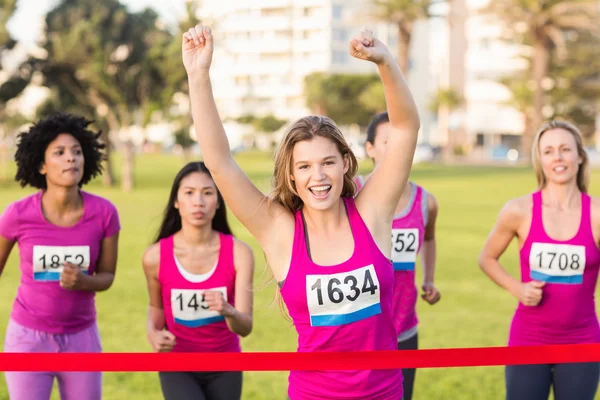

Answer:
[1,344,600,372]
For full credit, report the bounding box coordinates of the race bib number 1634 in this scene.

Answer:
[306,265,381,327]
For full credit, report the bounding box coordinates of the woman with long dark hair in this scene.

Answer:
[142,161,254,400]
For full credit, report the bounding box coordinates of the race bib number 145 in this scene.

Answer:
[171,287,227,328]
[32,245,90,281]
[306,265,381,327]
[529,242,586,284]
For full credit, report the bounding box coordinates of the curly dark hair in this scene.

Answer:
[14,112,106,189]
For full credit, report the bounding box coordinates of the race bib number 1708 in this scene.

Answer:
[529,242,586,284]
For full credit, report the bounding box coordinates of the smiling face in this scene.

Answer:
[39,133,85,188]
[537,128,582,188]
[290,135,349,211]
[175,171,219,228]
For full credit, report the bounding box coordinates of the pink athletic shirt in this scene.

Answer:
[355,177,428,340]
[280,197,403,400]
[510,190,600,345]
[0,190,120,334]
[158,233,241,353]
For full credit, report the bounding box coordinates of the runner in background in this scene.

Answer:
[0,112,121,400]
[479,120,600,400]
[355,111,441,400]
[142,161,254,400]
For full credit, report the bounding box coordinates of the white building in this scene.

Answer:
[197,0,434,135]
[426,0,528,154]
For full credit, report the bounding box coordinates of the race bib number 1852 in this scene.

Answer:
[529,242,586,284]
[306,265,381,327]
[171,287,227,328]
[32,245,90,281]
[391,228,419,271]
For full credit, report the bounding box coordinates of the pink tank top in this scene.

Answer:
[279,197,403,400]
[158,232,241,353]
[510,191,600,346]
[355,177,426,338]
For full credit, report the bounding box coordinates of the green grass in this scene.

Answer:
[0,152,599,400]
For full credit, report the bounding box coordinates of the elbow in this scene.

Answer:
[478,253,491,273]
[238,320,253,338]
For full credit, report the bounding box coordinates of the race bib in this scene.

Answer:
[171,287,227,328]
[306,265,381,327]
[391,228,419,271]
[529,242,586,284]
[32,245,90,281]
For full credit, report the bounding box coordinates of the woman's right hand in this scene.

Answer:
[182,24,214,76]
[147,329,176,352]
[517,280,546,306]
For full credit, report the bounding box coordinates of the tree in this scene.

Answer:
[252,115,287,133]
[372,0,437,76]
[27,0,176,191]
[304,73,383,126]
[0,0,17,57]
[0,0,20,182]
[485,0,599,160]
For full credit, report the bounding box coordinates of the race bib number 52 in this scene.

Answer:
[391,228,419,271]
[529,242,586,284]
[306,265,381,327]
[32,245,90,281]
[171,287,227,328]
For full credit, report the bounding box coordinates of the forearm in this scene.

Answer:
[421,239,436,283]
[479,258,522,298]
[377,55,420,132]
[188,73,233,174]
[147,305,166,333]
[224,309,252,337]
[79,272,114,292]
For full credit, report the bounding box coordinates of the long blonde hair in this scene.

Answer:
[264,115,359,321]
[270,115,359,213]
[531,120,590,193]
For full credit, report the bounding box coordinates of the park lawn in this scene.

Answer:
[0,151,599,400]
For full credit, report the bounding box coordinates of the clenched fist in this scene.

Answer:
[59,262,85,290]
[349,27,393,65]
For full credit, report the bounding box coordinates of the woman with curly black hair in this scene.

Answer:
[0,112,121,400]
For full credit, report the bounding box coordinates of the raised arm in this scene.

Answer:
[182,25,293,251]
[354,29,420,228]
[478,199,544,307]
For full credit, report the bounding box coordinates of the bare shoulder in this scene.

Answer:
[588,195,600,225]
[233,238,254,260]
[424,189,438,212]
[142,242,160,276]
[497,195,531,228]
[588,194,600,210]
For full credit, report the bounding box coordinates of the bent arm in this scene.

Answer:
[142,245,167,333]
[478,201,524,298]
[224,240,254,337]
[0,236,16,278]
[79,233,119,292]
[421,194,438,284]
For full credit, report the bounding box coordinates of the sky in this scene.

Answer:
[7,0,187,46]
